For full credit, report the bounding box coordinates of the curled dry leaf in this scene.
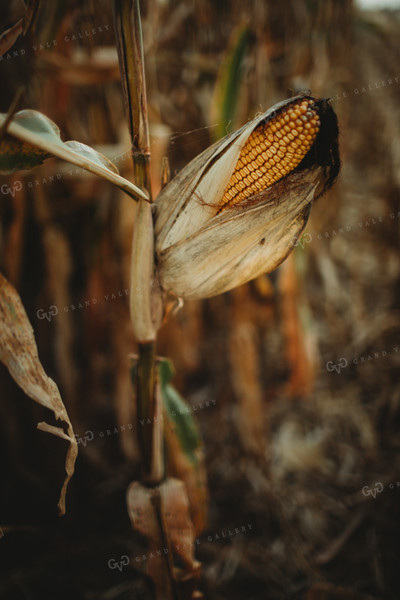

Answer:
[161,478,201,573]
[127,478,201,598]
[154,94,339,300]
[127,481,174,600]
[0,109,148,202]
[0,273,77,515]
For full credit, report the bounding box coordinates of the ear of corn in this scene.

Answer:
[154,94,339,301]
[218,98,320,212]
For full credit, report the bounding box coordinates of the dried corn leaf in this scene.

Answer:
[127,478,201,595]
[161,478,201,573]
[127,481,174,600]
[0,109,148,201]
[0,272,77,515]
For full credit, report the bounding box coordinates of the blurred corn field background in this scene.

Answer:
[1,0,400,599]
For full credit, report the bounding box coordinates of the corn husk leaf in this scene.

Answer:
[129,199,163,343]
[0,109,148,201]
[157,168,316,299]
[0,273,77,515]
[155,95,339,300]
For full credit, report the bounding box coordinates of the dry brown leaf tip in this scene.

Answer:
[0,273,77,515]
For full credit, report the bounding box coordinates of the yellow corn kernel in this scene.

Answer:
[218,98,320,212]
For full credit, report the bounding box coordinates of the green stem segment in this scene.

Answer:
[136,341,156,479]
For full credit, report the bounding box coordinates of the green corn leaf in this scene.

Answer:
[158,358,201,462]
[158,358,208,534]
[212,24,250,141]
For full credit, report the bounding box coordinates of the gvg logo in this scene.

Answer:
[75,430,94,447]
[326,357,348,374]
[37,305,59,322]
[291,232,312,249]
[108,555,129,572]
[362,482,384,499]
[1,181,22,197]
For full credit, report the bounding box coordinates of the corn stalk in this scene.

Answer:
[113,0,162,482]
[113,1,176,598]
